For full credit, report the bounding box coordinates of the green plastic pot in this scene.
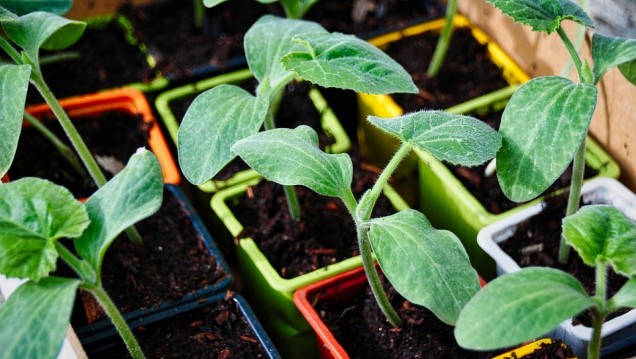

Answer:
[155,68,351,194]
[210,177,409,359]
[357,15,530,207]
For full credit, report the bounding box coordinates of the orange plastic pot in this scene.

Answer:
[24,88,180,186]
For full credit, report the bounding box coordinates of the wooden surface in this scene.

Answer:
[458,0,636,192]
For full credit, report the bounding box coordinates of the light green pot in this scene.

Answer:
[210,177,409,359]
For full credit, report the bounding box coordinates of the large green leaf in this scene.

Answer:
[0,178,88,280]
[75,150,163,275]
[592,33,636,84]
[496,76,597,202]
[455,267,594,350]
[281,32,418,94]
[485,0,593,33]
[367,209,480,325]
[2,11,85,63]
[0,63,30,177]
[0,1,72,15]
[232,126,353,199]
[368,111,501,167]
[610,278,636,309]
[563,205,636,277]
[0,277,79,359]
[245,15,325,89]
[178,84,269,185]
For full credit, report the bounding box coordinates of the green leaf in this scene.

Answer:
[455,267,594,350]
[367,209,480,325]
[610,278,636,309]
[0,1,72,15]
[619,60,636,86]
[282,32,418,94]
[0,63,30,177]
[244,15,326,88]
[2,11,85,63]
[232,126,353,199]
[279,0,320,18]
[0,277,79,359]
[178,84,269,185]
[203,0,230,6]
[496,76,597,202]
[0,178,88,280]
[0,5,18,21]
[75,150,163,275]
[368,111,501,166]
[592,33,636,84]
[485,0,593,33]
[563,205,636,276]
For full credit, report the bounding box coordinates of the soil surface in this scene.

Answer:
[315,272,497,358]
[389,28,511,111]
[499,340,574,359]
[232,149,394,278]
[71,187,228,326]
[91,292,269,359]
[27,19,153,104]
[9,110,150,198]
[499,192,629,326]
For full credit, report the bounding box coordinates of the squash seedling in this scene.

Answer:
[485,0,636,263]
[178,14,416,220]
[0,149,163,359]
[456,204,636,359]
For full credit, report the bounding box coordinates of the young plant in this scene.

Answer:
[0,149,163,359]
[455,204,636,359]
[204,0,319,19]
[178,14,416,220]
[231,109,501,327]
[486,0,636,263]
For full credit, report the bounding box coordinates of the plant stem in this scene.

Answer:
[82,283,146,359]
[426,0,457,78]
[23,112,87,177]
[30,68,144,244]
[55,242,96,284]
[0,36,22,64]
[588,260,608,359]
[358,225,403,327]
[193,0,205,30]
[557,26,584,82]
[39,51,80,66]
[558,138,587,264]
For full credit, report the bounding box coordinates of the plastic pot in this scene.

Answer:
[83,292,280,359]
[210,177,409,359]
[156,68,351,194]
[478,177,636,358]
[23,88,181,187]
[74,184,233,344]
[492,339,577,359]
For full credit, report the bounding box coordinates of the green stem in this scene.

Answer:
[193,0,205,30]
[558,138,586,264]
[55,242,96,284]
[426,0,457,78]
[82,284,145,359]
[23,112,87,177]
[557,26,584,82]
[0,36,22,64]
[588,261,608,359]
[358,225,403,327]
[39,51,80,66]
[30,68,144,244]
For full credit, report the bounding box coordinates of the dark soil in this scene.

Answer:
[499,340,574,359]
[389,28,511,112]
[499,192,629,326]
[232,150,394,278]
[448,110,600,214]
[27,19,153,104]
[9,110,150,198]
[72,187,228,326]
[305,0,445,38]
[91,292,269,359]
[122,0,267,81]
[315,271,498,358]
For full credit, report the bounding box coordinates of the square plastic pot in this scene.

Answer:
[478,177,636,358]
[210,177,409,359]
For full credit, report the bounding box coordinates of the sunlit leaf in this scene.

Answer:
[0,64,31,177]
[592,33,636,84]
[485,0,593,33]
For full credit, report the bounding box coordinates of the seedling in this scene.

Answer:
[0,150,163,359]
[486,0,636,263]
[178,15,416,220]
[456,204,636,359]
